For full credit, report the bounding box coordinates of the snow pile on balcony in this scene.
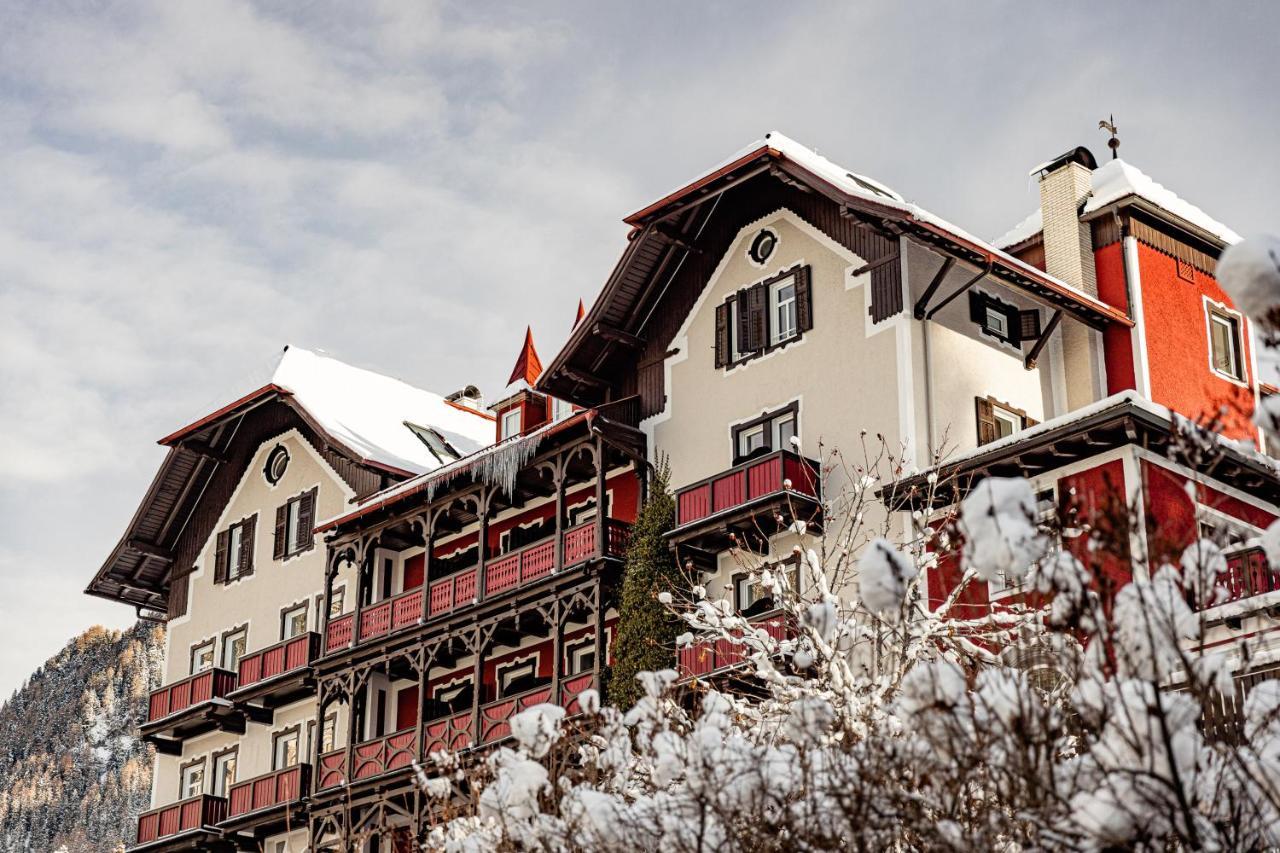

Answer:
[271,346,494,475]
[994,158,1241,249]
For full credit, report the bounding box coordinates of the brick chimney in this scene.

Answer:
[1035,147,1098,296]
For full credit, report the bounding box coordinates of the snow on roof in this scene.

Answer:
[636,132,1121,318]
[993,158,1241,249]
[271,346,494,475]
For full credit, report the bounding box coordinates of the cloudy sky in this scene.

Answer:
[1,0,1277,697]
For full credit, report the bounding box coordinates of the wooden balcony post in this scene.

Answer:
[419,512,435,625]
[477,491,490,602]
[351,536,372,648]
[553,458,566,573]
[470,626,486,745]
[413,648,428,766]
[592,576,605,695]
[550,599,563,707]
[594,437,607,558]
[320,551,337,644]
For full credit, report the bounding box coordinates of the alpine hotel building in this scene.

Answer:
[87,132,1280,850]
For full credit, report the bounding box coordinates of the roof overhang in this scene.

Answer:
[541,145,1131,403]
[883,398,1280,512]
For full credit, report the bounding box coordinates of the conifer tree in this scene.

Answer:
[607,461,681,709]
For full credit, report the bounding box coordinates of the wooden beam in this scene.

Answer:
[653,222,701,253]
[562,366,606,389]
[913,256,957,320]
[925,260,993,321]
[591,323,644,350]
[850,252,900,278]
[1024,309,1064,370]
[178,439,229,464]
[126,538,172,561]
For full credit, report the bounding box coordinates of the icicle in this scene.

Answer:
[424,427,547,501]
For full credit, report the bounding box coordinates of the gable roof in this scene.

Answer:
[87,346,493,613]
[540,131,1132,404]
[994,157,1241,250]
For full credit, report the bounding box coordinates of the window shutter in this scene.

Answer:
[735,289,754,352]
[274,504,288,560]
[795,266,813,332]
[298,489,317,553]
[975,397,997,446]
[745,283,768,352]
[239,515,256,577]
[1018,310,1041,343]
[969,291,985,324]
[714,301,730,367]
[214,530,229,585]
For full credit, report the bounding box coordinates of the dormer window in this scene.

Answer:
[969,290,1040,347]
[551,397,573,422]
[500,409,522,440]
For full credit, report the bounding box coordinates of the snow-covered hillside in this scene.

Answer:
[0,624,163,852]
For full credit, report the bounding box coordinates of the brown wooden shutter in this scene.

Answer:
[714,301,730,367]
[274,504,288,560]
[214,529,230,585]
[795,266,813,332]
[735,289,753,351]
[239,515,256,577]
[298,489,317,553]
[1018,310,1041,342]
[975,397,997,446]
[744,283,767,352]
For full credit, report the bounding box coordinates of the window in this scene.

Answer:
[731,402,800,464]
[435,680,473,714]
[406,422,459,464]
[273,728,300,770]
[220,627,247,671]
[747,228,778,266]
[500,409,522,440]
[180,759,205,799]
[969,290,1040,347]
[565,639,596,676]
[281,603,307,640]
[975,397,1037,446]
[263,444,289,485]
[770,277,798,344]
[215,516,256,584]
[497,656,540,697]
[191,640,215,675]
[734,559,798,615]
[274,489,316,560]
[319,714,337,753]
[1208,305,1244,381]
[550,397,574,422]
[714,265,812,368]
[212,748,237,797]
[328,586,346,618]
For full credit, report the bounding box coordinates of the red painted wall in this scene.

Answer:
[1135,243,1257,442]
[1141,458,1277,566]
[1094,243,1137,395]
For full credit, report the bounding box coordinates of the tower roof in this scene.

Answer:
[575,299,586,327]
[507,326,543,387]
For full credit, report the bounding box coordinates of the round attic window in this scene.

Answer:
[264,445,290,485]
[747,228,777,266]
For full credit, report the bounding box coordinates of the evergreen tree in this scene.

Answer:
[607,461,681,709]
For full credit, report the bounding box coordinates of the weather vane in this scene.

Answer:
[1098,115,1120,159]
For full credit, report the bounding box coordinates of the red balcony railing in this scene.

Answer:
[479,684,554,744]
[675,450,819,527]
[1205,546,1280,610]
[423,710,474,757]
[323,521,631,656]
[225,764,310,819]
[317,748,346,790]
[558,672,596,715]
[237,633,318,690]
[677,614,790,679]
[147,669,237,723]
[352,728,417,781]
[136,794,226,844]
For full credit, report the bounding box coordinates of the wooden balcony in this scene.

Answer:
[677,613,791,680]
[1202,546,1280,613]
[141,669,251,750]
[314,675,602,793]
[671,451,820,552]
[222,764,310,828]
[229,633,319,710]
[323,519,630,655]
[133,794,227,850]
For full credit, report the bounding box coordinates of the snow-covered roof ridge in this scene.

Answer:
[271,346,494,476]
[993,158,1241,249]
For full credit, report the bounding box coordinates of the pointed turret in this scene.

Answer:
[507,326,543,387]
[574,299,586,328]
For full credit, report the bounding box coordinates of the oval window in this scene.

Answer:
[748,229,777,265]
[264,445,290,485]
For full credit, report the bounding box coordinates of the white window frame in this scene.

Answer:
[564,639,596,676]
[737,424,766,459]
[273,728,301,770]
[226,523,246,581]
[180,760,205,799]
[434,677,473,710]
[550,397,573,422]
[984,304,1009,339]
[212,749,237,797]
[191,640,215,675]
[1205,299,1246,384]
[282,603,308,640]
[769,276,798,345]
[772,411,797,451]
[728,296,746,363]
[500,409,522,440]
[328,585,347,618]
[286,498,305,555]
[991,404,1022,440]
[221,628,247,671]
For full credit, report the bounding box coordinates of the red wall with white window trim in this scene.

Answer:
[1140,458,1277,567]
[1133,243,1258,443]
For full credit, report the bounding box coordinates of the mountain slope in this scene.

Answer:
[0,623,164,852]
